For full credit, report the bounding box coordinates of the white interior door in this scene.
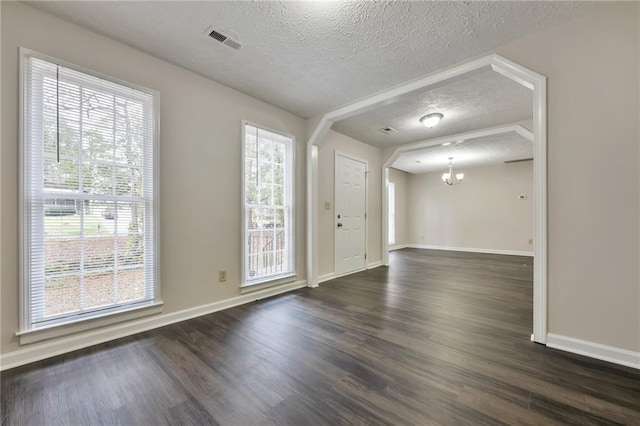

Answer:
[335,153,367,276]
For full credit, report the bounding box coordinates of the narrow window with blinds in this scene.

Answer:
[243,123,294,285]
[388,182,396,245]
[20,49,159,334]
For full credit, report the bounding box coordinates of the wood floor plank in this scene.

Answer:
[2,249,639,425]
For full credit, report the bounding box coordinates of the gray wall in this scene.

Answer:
[407,162,534,253]
[495,3,639,352]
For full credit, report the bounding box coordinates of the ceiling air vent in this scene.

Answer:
[379,126,398,135]
[205,26,243,50]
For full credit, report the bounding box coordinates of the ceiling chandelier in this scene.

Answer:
[442,157,464,186]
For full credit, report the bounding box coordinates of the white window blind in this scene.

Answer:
[243,123,294,285]
[22,51,159,331]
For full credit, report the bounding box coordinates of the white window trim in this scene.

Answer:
[241,120,296,288]
[18,47,162,342]
[16,302,164,345]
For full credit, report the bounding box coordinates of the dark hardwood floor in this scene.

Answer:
[2,249,640,425]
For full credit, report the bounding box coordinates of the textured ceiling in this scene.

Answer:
[332,68,532,148]
[392,131,533,175]
[27,1,610,118]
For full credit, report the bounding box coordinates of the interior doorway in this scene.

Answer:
[307,54,546,344]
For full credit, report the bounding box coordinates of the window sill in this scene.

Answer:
[17,301,164,345]
[240,273,297,294]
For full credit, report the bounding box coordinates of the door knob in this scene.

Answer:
[337,223,343,228]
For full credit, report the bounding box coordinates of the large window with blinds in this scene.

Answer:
[242,122,294,286]
[20,49,159,333]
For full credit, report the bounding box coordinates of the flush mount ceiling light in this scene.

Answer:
[419,113,443,128]
[442,157,464,186]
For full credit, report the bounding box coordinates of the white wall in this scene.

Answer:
[495,3,639,352]
[1,2,307,356]
[318,130,381,277]
[407,162,533,254]
[388,167,409,248]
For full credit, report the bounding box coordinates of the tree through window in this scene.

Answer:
[243,123,294,284]
[21,51,159,330]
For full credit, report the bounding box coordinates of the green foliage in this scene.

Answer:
[44,214,103,236]
[43,82,144,199]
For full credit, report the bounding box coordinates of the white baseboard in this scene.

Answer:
[408,244,533,257]
[547,333,640,370]
[368,261,383,269]
[319,260,382,284]
[318,273,335,283]
[389,244,409,251]
[0,280,307,371]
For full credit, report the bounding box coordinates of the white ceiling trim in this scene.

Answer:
[331,69,533,149]
[309,54,542,148]
[386,122,533,168]
[308,55,496,148]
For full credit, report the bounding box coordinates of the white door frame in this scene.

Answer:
[333,151,368,277]
[306,54,547,344]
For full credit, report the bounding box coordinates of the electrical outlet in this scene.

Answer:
[528,239,533,245]
[219,269,227,282]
